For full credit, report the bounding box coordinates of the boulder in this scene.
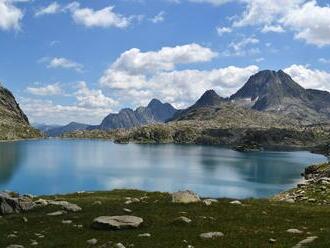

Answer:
[0,192,35,215]
[48,200,82,212]
[92,215,143,230]
[172,190,200,203]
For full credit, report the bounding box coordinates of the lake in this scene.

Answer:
[0,139,327,198]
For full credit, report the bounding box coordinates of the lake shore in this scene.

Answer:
[1,163,330,247]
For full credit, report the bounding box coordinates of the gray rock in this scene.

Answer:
[62,220,72,224]
[87,238,98,245]
[287,229,303,234]
[47,210,67,216]
[230,200,242,205]
[292,236,318,248]
[6,245,24,248]
[0,192,35,215]
[174,216,192,224]
[200,232,224,239]
[48,200,82,212]
[123,208,132,213]
[172,190,200,203]
[92,215,143,230]
[114,243,126,248]
[203,199,218,206]
[138,233,151,237]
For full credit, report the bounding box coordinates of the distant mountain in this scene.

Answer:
[170,90,225,121]
[230,70,330,123]
[0,83,41,140]
[33,123,62,133]
[99,99,177,130]
[42,122,91,137]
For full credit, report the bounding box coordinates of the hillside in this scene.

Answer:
[0,83,41,140]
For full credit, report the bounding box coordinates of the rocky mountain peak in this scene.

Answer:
[193,89,224,108]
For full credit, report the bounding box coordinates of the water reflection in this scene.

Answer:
[0,142,22,185]
[0,140,327,198]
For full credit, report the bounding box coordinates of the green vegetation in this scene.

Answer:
[0,123,42,141]
[1,188,330,248]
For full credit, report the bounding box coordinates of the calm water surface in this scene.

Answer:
[0,139,327,198]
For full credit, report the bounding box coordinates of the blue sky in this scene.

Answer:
[0,0,330,124]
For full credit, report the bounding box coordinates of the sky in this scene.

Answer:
[0,0,330,125]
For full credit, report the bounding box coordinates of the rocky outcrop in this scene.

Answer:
[0,83,41,140]
[172,190,201,203]
[0,192,35,215]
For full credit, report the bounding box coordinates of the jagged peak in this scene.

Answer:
[147,98,163,107]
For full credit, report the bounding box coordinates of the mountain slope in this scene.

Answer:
[230,70,330,123]
[170,89,225,121]
[43,122,91,137]
[99,99,177,130]
[0,83,41,140]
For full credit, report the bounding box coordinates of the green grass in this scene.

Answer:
[1,190,330,247]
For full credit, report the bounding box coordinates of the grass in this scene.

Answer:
[1,190,330,247]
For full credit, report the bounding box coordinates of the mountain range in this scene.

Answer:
[35,69,330,137]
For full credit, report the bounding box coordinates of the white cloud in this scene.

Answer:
[0,0,23,31]
[100,43,258,107]
[261,25,285,33]
[150,11,165,23]
[35,2,61,17]
[102,43,217,77]
[281,1,330,47]
[319,58,330,64]
[216,26,232,36]
[70,2,131,28]
[222,36,260,57]
[26,83,62,96]
[47,57,84,72]
[74,81,118,108]
[284,64,330,91]
[188,0,233,5]
[21,82,117,125]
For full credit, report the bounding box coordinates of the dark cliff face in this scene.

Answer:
[99,99,177,130]
[0,84,29,125]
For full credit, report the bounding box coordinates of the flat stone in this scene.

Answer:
[123,208,132,213]
[48,200,82,212]
[6,245,24,248]
[200,232,224,239]
[230,200,242,205]
[92,201,102,205]
[62,220,72,224]
[174,216,192,224]
[47,210,67,216]
[269,238,276,243]
[87,238,98,245]
[287,229,303,234]
[138,233,151,237]
[172,190,200,203]
[292,236,318,248]
[92,215,143,230]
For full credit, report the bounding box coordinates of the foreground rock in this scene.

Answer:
[92,216,143,230]
[47,200,82,212]
[172,190,200,203]
[0,192,35,215]
[200,232,224,239]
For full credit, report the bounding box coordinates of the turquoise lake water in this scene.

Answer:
[0,139,327,198]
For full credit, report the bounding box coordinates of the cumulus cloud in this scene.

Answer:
[222,36,260,57]
[100,43,258,107]
[0,0,23,31]
[284,64,330,91]
[69,2,131,28]
[47,57,84,72]
[35,2,61,17]
[26,83,62,96]
[21,82,117,124]
[216,26,232,36]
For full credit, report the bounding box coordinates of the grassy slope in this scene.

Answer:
[1,190,330,248]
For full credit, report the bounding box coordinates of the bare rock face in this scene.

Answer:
[172,190,201,203]
[92,215,144,230]
[0,192,35,215]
